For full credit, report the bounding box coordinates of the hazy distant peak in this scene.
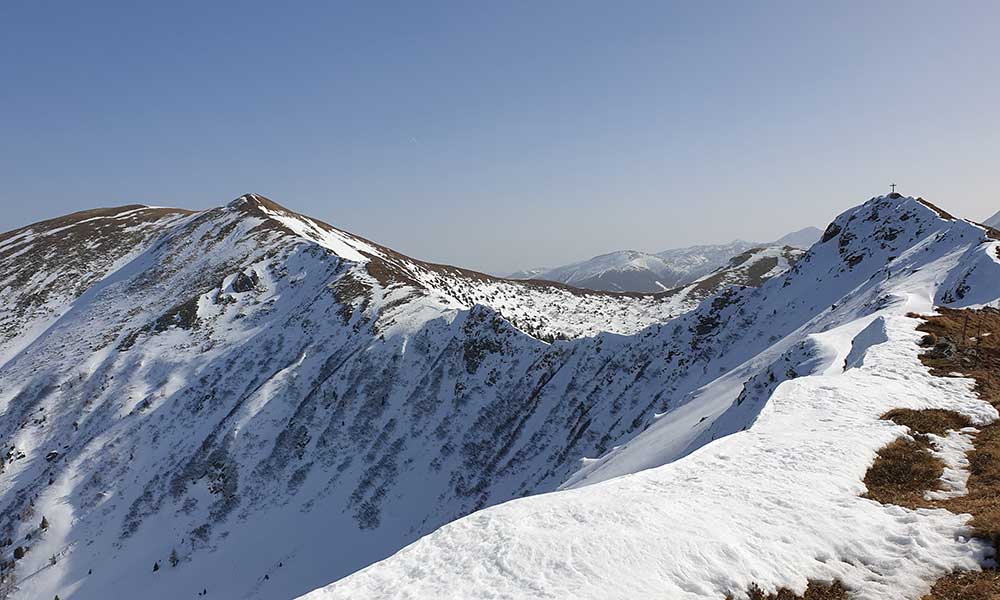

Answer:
[983,210,1000,229]
[770,226,823,248]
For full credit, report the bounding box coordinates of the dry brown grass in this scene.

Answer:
[921,569,1000,600]
[726,582,849,600]
[912,307,1000,400]
[863,408,974,508]
[916,198,956,220]
[882,408,972,436]
[863,436,946,508]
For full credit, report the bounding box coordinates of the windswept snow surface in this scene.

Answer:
[304,196,1000,600]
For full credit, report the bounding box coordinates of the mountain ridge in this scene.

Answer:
[1,193,996,600]
[303,193,1000,599]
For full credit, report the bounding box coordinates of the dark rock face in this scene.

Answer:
[928,340,957,359]
[231,270,260,293]
[821,221,842,243]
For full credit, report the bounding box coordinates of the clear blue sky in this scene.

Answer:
[2,1,999,273]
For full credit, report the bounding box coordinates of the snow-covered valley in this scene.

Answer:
[1,193,999,600]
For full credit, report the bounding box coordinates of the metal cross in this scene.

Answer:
[890,183,896,193]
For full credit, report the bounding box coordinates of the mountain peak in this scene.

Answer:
[226,192,291,214]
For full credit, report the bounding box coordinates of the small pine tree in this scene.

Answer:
[152,561,159,572]
[40,516,49,530]
[13,547,25,560]
[169,548,179,568]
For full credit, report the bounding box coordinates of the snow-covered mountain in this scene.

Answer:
[2,194,997,600]
[512,226,821,293]
[0,194,795,600]
[302,193,1000,599]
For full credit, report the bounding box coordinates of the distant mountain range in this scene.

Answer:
[509,226,823,293]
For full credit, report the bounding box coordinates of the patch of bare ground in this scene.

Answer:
[726,582,849,600]
[916,197,956,221]
[863,435,947,508]
[882,408,973,437]
[923,569,1000,600]
[922,569,1000,600]
[863,408,975,508]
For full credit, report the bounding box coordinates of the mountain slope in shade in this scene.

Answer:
[514,227,821,293]
[304,195,1000,600]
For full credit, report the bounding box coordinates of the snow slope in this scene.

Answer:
[0,204,192,366]
[304,195,1000,600]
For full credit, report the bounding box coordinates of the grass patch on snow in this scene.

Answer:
[864,435,947,508]
[727,582,849,600]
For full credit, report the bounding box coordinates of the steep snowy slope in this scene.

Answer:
[304,194,1000,599]
[0,205,192,365]
[515,227,820,293]
[983,209,1000,229]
